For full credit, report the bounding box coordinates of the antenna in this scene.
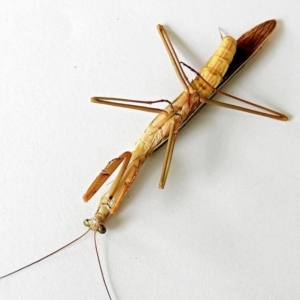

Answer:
[0,229,112,299]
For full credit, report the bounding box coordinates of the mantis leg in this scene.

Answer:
[180,62,288,121]
[109,159,140,214]
[159,113,182,188]
[156,24,192,93]
[83,151,132,202]
[83,150,140,214]
[91,97,173,114]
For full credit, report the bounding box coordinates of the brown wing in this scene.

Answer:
[221,19,276,84]
[178,20,277,130]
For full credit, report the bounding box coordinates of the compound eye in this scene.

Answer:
[98,224,106,234]
[83,219,90,227]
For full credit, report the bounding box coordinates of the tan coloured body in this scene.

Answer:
[83,20,287,235]
[85,36,237,231]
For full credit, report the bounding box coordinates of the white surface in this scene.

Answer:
[0,1,299,300]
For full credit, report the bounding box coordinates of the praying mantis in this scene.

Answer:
[83,19,287,235]
[0,20,288,299]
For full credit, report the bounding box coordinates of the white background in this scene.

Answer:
[0,1,299,300]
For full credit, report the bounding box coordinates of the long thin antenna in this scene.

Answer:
[0,229,90,279]
[94,231,112,300]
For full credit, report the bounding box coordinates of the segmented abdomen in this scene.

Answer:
[133,36,237,159]
[192,36,237,96]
